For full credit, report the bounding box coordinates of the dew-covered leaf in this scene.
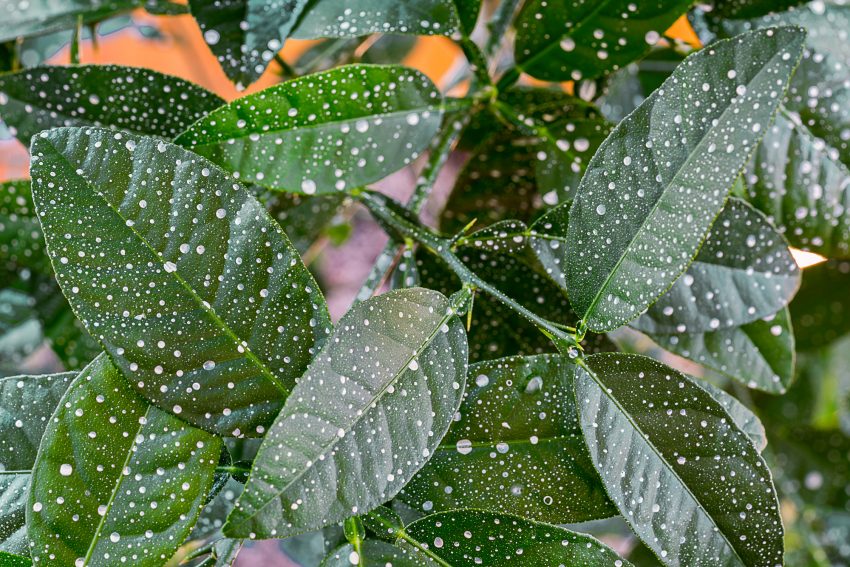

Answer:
[189,0,309,88]
[648,308,794,394]
[0,0,140,43]
[740,110,850,259]
[400,354,616,523]
[175,65,442,194]
[694,380,767,452]
[262,191,347,255]
[0,371,74,554]
[0,551,29,566]
[27,354,223,566]
[403,509,630,565]
[0,289,41,371]
[0,181,48,275]
[291,0,479,39]
[362,505,404,542]
[321,540,429,567]
[30,127,331,436]
[710,0,806,19]
[575,353,783,566]
[0,65,223,143]
[632,198,799,334]
[224,287,468,538]
[566,27,805,332]
[513,0,693,82]
[791,260,850,351]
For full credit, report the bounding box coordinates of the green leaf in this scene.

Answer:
[0,64,224,143]
[0,181,47,275]
[513,0,693,82]
[175,65,443,194]
[290,0,478,39]
[693,380,767,452]
[322,540,428,566]
[632,198,800,334]
[262,191,346,255]
[0,0,140,43]
[740,109,850,259]
[0,372,74,554]
[575,353,783,566]
[400,354,616,523]
[649,308,794,394]
[0,551,30,566]
[0,289,41,370]
[224,287,468,538]
[403,509,630,565]
[30,127,332,436]
[188,0,309,88]
[791,260,850,351]
[710,0,806,19]
[143,0,190,15]
[565,27,806,332]
[362,505,404,542]
[27,354,223,566]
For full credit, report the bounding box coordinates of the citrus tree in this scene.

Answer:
[1,0,849,566]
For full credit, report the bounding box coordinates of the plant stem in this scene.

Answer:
[70,15,83,65]
[274,53,296,78]
[356,191,579,351]
[215,464,251,475]
[485,0,523,59]
[459,36,492,87]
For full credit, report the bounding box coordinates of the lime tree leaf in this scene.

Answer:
[403,510,630,565]
[741,110,850,258]
[262,191,346,255]
[291,0,479,39]
[513,0,693,82]
[0,64,224,143]
[710,0,805,19]
[0,372,74,554]
[224,287,468,539]
[565,27,806,332]
[188,0,309,89]
[632,198,799,334]
[791,260,850,351]
[321,540,429,566]
[27,355,223,566]
[575,353,783,566]
[30,127,332,437]
[649,308,794,394]
[694,380,767,452]
[400,354,616,523]
[175,65,443,195]
[0,551,29,566]
[0,289,41,370]
[362,506,404,542]
[0,181,48,274]
[0,0,140,42]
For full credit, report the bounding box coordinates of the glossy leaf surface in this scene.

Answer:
[0,65,224,142]
[632,199,799,334]
[0,372,74,554]
[566,28,805,332]
[694,380,767,453]
[404,510,629,566]
[175,65,443,194]
[576,353,783,566]
[27,355,222,566]
[401,354,616,523]
[30,127,331,436]
[321,540,428,566]
[0,0,139,42]
[514,0,693,81]
[225,288,467,538]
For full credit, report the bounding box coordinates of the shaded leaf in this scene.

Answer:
[0,180,47,275]
[27,354,222,566]
[565,27,805,332]
[791,260,850,351]
[176,65,443,194]
[694,380,767,453]
[0,289,41,370]
[632,198,800,334]
[710,0,806,19]
[0,372,74,554]
[262,191,347,255]
[189,0,309,88]
[403,509,630,565]
[31,127,331,436]
[225,287,468,538]
[0,64,223,143]
[576,353,783,566]
[0,0,140,43]
[362,505,404,542]
[400,354,616,523]
[649,308,794,394]
[513,0,693,81]
[321,540,428,566]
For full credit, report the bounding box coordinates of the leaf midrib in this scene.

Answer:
[577,361,747,565]
[580,42,797,326]
[40,136,289,396]
[435,432,577,452]
[230,302,458,533]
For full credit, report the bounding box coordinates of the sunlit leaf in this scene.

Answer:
[400,354,616,523]
[30,127,332,436]
[27,355,222,566]
[225,288,468,538]
[576,353,783,566]
[565,27,805,332]
[175,65,443,194]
